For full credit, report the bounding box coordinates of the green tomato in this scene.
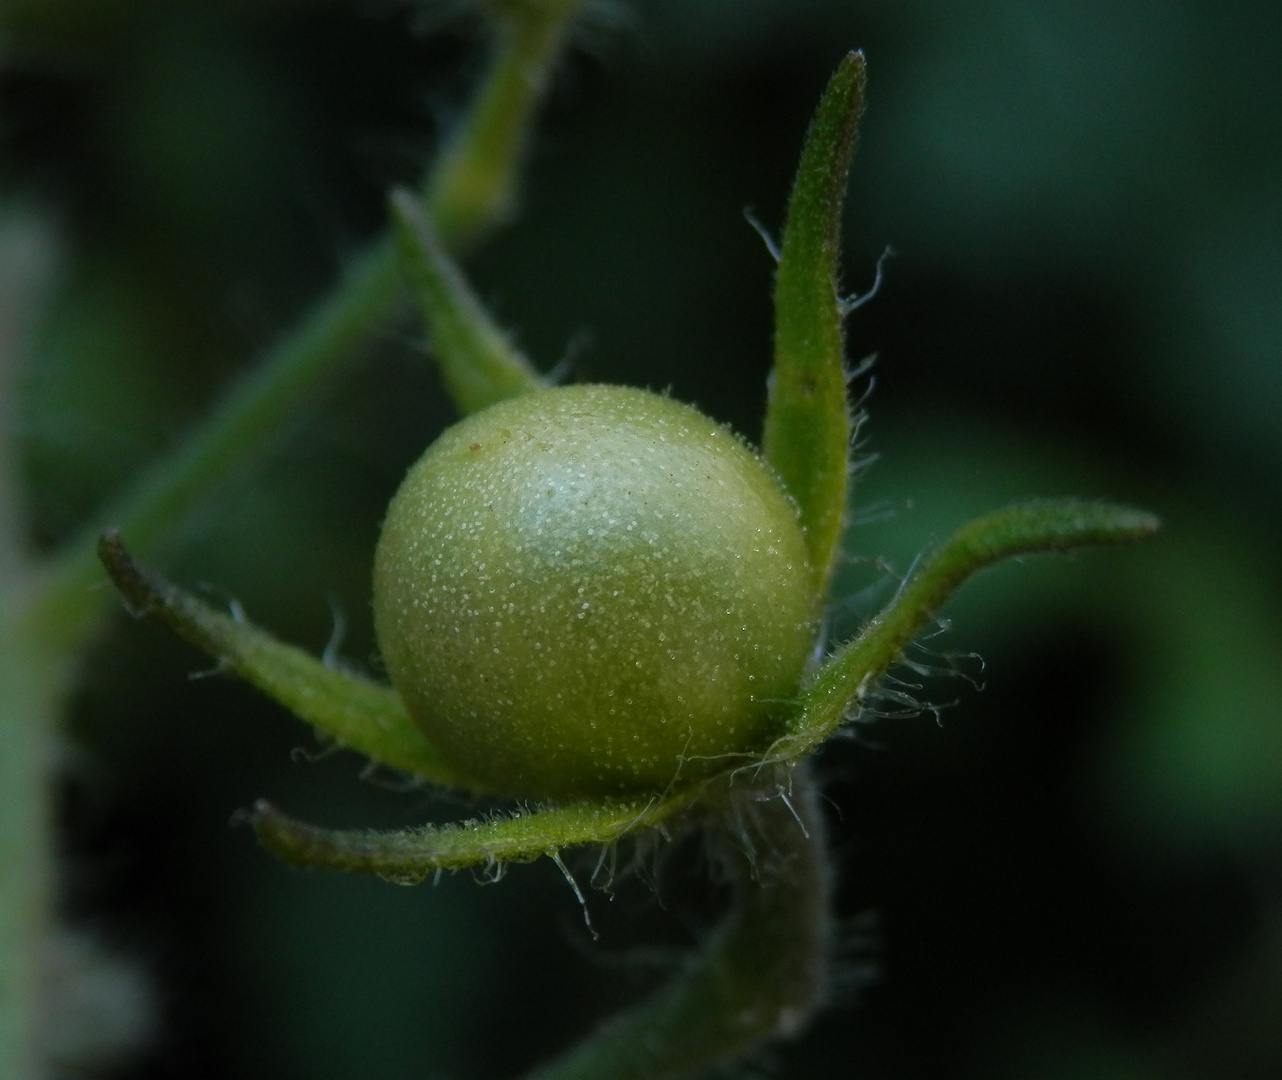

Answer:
[372,384,817,799]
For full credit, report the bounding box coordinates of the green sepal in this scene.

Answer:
[96,530,475,789]
[763,51,867,602]
[391,189,545,416]
[250,790,693,882]
[770,499,1160,760]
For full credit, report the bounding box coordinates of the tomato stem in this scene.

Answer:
[518,765,831,1080]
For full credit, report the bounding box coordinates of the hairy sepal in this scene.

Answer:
[764,51,867,604]
[391,189,544,416]
[250,790,693,882]
[770,499,1161,760]
[96,530,473,789]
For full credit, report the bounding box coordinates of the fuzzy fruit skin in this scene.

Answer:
[372,384,816,799]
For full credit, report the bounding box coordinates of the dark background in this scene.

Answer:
[3,0,1280,1077]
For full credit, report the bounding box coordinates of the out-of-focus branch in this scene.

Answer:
[30,0,589,654]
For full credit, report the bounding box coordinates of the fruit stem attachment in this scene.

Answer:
[521,765,832,1080]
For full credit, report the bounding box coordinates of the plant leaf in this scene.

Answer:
[771,499,1160,759]
[763,51,867,602]
[97,530,475,789]
[391,189,545,416]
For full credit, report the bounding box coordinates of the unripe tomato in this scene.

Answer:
[372,384,816,799]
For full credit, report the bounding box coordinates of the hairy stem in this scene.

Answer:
[524,765,832,1080]
[29,0,587,654]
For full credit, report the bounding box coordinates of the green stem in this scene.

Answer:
[523,765,832,1080]
[0,212,60,1080]
[0,229,31,593]
[29,0,587,654]
[426,0,583,250]
[0,627,64,1080]
[33,239,401,649]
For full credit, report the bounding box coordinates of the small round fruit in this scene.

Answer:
[372,384,816,799]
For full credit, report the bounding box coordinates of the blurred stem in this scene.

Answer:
[0,213,52,603]
[0,316,23,595]
[0,211,58,1080]
[32,239,399,647]
[28,0,587,654]
[0,628,63,1080]
[428,0,582,248]
[524,765,832,1080]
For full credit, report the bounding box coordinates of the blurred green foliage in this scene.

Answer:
[3,0,1280,1077]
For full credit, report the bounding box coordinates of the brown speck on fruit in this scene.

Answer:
[469,443,482,451]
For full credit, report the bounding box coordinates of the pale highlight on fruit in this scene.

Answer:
[372,384,816,798]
